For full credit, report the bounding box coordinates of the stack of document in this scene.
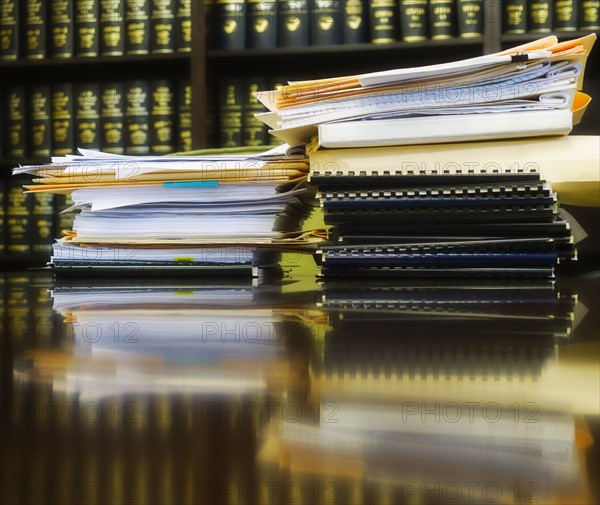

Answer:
[256,34,598,279]
[13,146,326,275]
[257,34,595,147]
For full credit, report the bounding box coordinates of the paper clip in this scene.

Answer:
[511,51,529,69]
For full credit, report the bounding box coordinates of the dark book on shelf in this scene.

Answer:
[0,179,4,255]
[125,0,150,54]
[28,85,51,158]
[215,0,246,49]
[528,0,553,32]
[6,176,31,255]
[150,79,176,154]
[247,0,277,48]
[580,0,600,29]
[555,0,578,30]
[310,0,343,45]
[51,83,74,156]
[429,0,456,39]
[75,0,99,56]
[342,0,369,43]
[175,0,192,51]
[22,0,46,59]
[150,0,176,53]
[100,0,126,56]
[219,78,243,148]
[30,192,55,257]
[502,0,527,34]
[75,83,101,150]
[100,82,125,154]
[278,0,310,46]
[3,86,26,158]
[177,79,192,152]
[0,0,19,60]
[49,0,74,58]
[457,0,483,37]
[243,77,268,146]
[399,0,428,41]
[369,0,398,43]
[125,80,150,154]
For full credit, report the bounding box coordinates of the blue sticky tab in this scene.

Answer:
[163,180,220,187]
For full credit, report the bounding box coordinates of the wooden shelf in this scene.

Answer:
[0,52,191,69]
[501,30,598,44]
[208,38,484,60]
[1,158,49,167]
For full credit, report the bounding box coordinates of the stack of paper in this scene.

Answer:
[13,146,326,275]
[256,34,598,279]
[257,34,596,147]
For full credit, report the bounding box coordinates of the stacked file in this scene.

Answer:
[256,34,598,279]
[13,146,325,275]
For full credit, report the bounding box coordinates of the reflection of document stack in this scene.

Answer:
[13,146,325,275]
[256,34,598,279]
[252,279,597,504]
[311,279,598,416]
[259,408,594,505]
[19,278,314,400]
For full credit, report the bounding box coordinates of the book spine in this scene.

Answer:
[215,0,246,49]
[175,0,192,51]
[502,0,527,33]
[75,83,101,150]
[528,0,553,32]
[579,0,600,29]
[277,0,309,46]
[3,86,26,158]
[6,177,31,255]
[100,82,125,154]
[399,0,428,41]
[369,0,398,43]
[457,0,483,37]
[0,180,4,256]
[30,192,55,257]
[205,83,218,147]
[554,0,578,29]
[219,78,243,147]
[429,0,456,39]
[22,0,46,59]
[125,80,150,154]
[311,0,342,45]
[151,0,176,53]
[51,83,74,156]
[0,0,19,60]
[125,0,150,54]
[28,85,51,158]
[247,0,277,48]
[177,79,192,152]
[75,0,99,56]
[49,0,74,58]
[243,77,268,146]
[100,0,125,55]
[54,193,75,238]
[342,0,368,43]
[204,0,216,49]
[150,79,176,154]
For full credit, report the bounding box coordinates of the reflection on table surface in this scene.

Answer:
[1,271,599,505]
